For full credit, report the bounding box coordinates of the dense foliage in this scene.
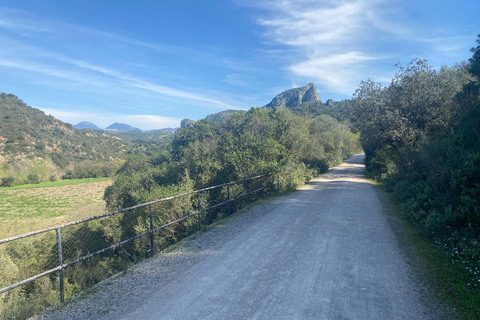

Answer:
[351,36,480,317]
[289,100,353,122]
[104,106,361,210]
[115,128,176,141]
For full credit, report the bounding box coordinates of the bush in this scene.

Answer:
[26,173,40,184]
[1,176,15,187]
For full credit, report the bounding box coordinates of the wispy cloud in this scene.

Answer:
[0,7,183,54]
[223,73,251,87]
[52,56,236,108]
[290,51,378,94]
[237,0,474,96]
[241,0,399,95]
[0,35,239,111]
[0,7,260,73]
[0,7,250,111]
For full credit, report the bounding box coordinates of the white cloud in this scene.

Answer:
[239,0,473,96]
[290,51,377,94]
[237,0,395,95]
[257,0,367,48]
[37,107,181,130]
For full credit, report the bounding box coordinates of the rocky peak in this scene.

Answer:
[181,119,196,128]
[266,83,320,109]
[325,99,335,107]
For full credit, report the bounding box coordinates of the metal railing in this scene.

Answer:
[0,174,270,305]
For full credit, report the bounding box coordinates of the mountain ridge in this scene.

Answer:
[105,122,141,132]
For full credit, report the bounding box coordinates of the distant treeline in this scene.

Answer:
[0,159,123,187]
[350,35,480,317]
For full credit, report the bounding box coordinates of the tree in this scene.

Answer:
[469,34,480,78]
[352,60,466,174]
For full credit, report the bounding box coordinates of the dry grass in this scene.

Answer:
[0,179,113,239]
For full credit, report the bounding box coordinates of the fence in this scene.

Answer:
[0,174,273,319]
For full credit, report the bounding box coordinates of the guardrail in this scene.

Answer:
[0,174,270,308]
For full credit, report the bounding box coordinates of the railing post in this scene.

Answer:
[149,204,154,258]
[56,227,64,303]
[246,180,250,204]
[197,192,201,231]
[227,184,231,216]
[261,176,265,197]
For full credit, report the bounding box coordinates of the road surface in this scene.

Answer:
[39,154,447,320]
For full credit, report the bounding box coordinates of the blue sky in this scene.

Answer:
[0,0,478,130]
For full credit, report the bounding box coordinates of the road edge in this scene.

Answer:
[369,181,458,319]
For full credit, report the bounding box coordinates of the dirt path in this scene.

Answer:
[37,155,449,320]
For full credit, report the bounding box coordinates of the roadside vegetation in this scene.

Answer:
[350,35,480,319]
[104,106,361,210]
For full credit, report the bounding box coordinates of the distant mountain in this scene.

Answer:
[105,122,141,132]
[74,121,101,130]
[265,83,320,108]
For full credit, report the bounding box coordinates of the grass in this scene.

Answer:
[371,180,480,320]
[0,178,113,239]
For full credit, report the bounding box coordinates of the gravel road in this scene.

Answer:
[36,154,450,320]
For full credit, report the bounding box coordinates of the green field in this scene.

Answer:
[0,178,113,239]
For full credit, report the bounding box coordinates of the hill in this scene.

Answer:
[74,121,102,130]
[105,122,141,132]
[0,93,142,186]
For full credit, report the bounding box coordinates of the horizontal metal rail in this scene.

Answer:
[64,230,152,268]
[0,174,268,245]
[0,266,61,295]
[0,174,271,300]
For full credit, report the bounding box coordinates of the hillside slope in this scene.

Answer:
[0,93,137,165]
[0,93,143,184]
